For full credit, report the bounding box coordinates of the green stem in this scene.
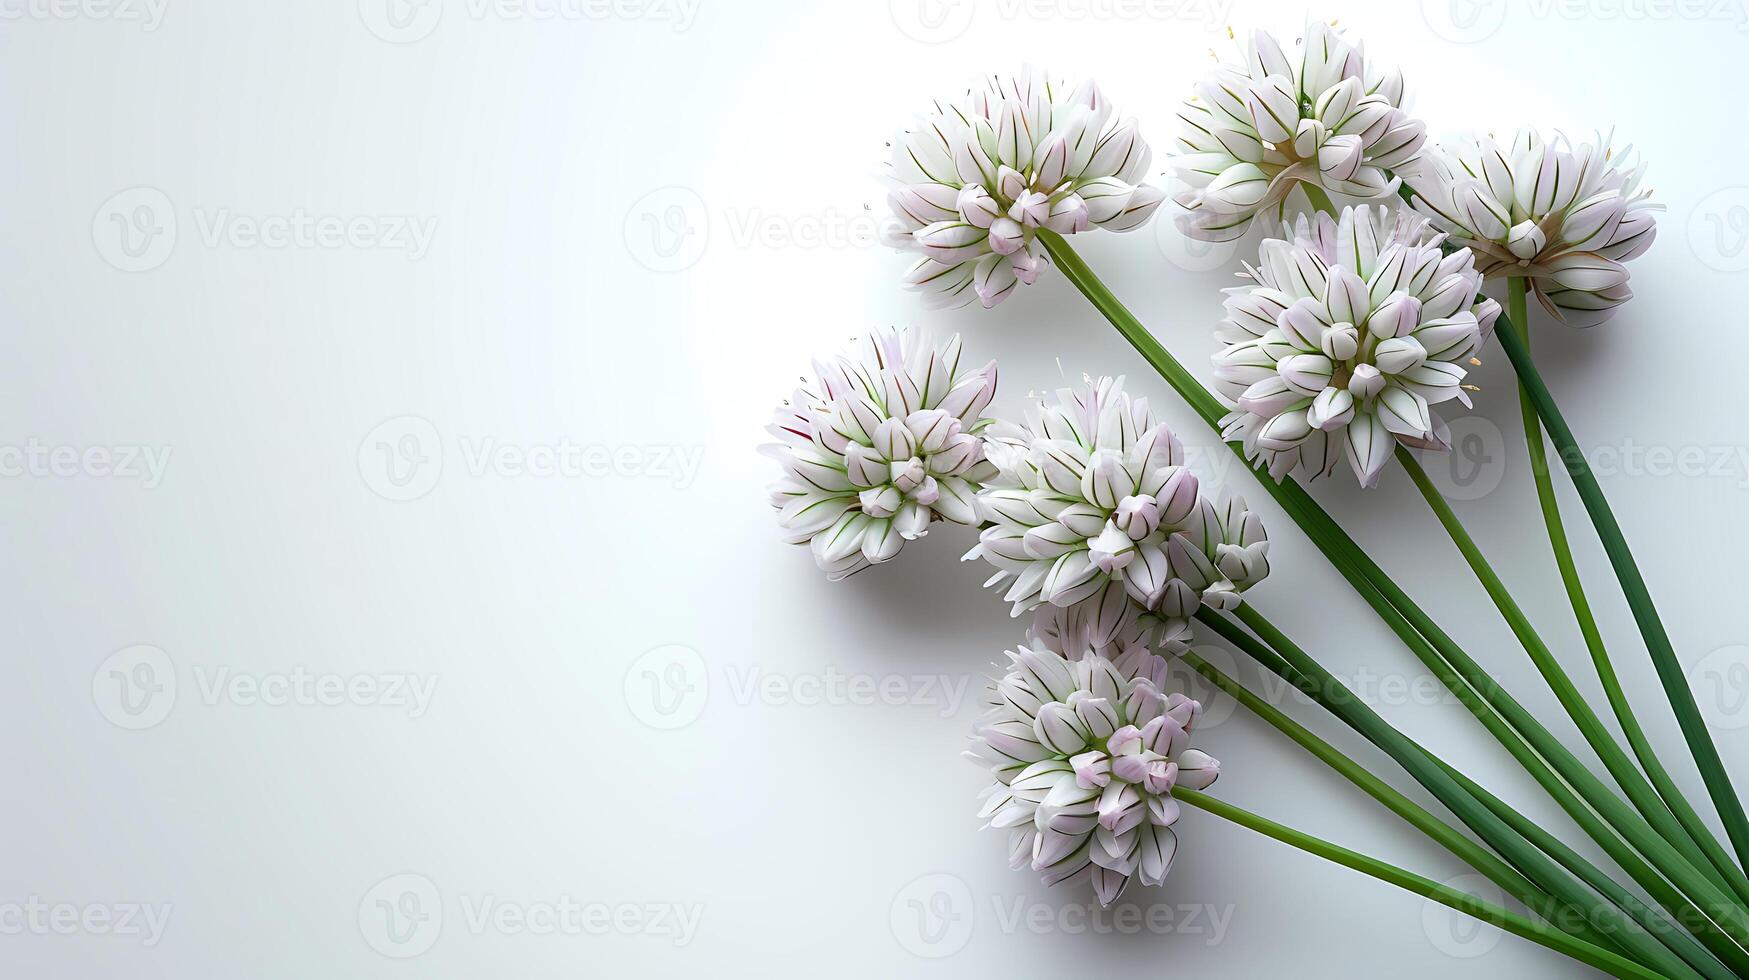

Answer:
[1407,167,1749,875]
[1221,578,1749,970]
[1299,182,1338,217]
[1509,277,1749,910]
[1037,228,1749,955]
[1177,651,1562,926]
[1175,788,1667,980]
[1399,446,1739,904]
[1189,633,1742,978]
[1218,604,1699,978]
[1181,647,1732,974]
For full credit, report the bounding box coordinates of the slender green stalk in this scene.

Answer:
[1278,502,1749,958]
[1399,446,1739,903]
[1430,755,1745,980]
[1476,257,1749,878]
[1178,650,1563,927]
[1213,604,1699,978]
[1509,277,1749,910]
[1390,184,1748,873]
[1036,229,1748,940]
[1189,633,1743,978]
[1299,182,1339,216]
[1221,564,1749,971]
[1174,788,1667,980]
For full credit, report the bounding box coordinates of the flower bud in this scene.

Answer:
[1114,494,1161,540]
[1374,336,1428,374]
[1087,522,1137,575]
[1347,363,1385,400]
[859,485,901,518]
[1320,322,1359,360]
[1507,220,1547,260]
[957,184,1000,228]
[988,216,1026,255]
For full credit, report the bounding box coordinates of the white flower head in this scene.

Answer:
[765,328,998,580]
[1406,129,1659,327]
[1169,22,1425,242]
[884,67,1164,310]
[965,378,1270,639]
[1215,205,1502,488]
[968,635,1217,907]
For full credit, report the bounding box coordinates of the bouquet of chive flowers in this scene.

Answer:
[762,21,1745,979]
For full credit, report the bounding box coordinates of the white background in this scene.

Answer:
[5,0,1749,976]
